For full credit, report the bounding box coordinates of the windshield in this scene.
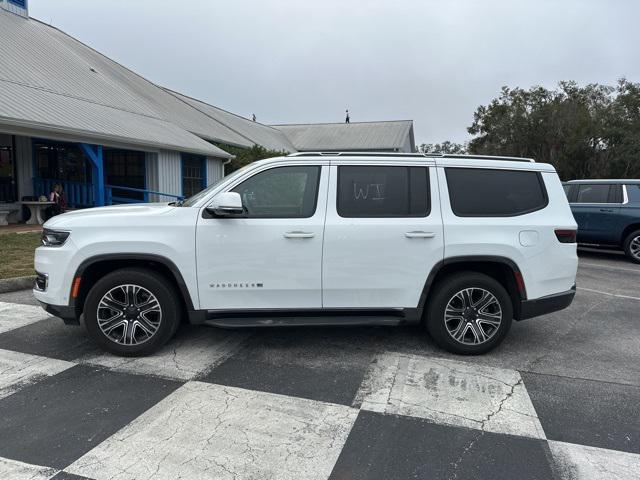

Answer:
[180,164,253,207]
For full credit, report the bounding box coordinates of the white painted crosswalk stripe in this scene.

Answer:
[81,327,250,381]
[67,382,358,480]
[0,348,74,400]
[549,440,640,480]
[357,352,546,439]
[0,301,49,334]
[0,456,57,480]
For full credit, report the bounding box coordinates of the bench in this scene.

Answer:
[0,210,11,226]
[0,204,20,225]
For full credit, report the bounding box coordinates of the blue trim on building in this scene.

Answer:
[8,0,26,8]
[79,143,105,206]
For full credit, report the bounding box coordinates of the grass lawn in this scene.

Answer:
[0,232,42,279]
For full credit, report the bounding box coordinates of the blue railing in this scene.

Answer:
[105,185,184,205]
[33,178,183,207]
[33,178,94,208]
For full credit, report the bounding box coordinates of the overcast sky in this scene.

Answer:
[29,0,640,145]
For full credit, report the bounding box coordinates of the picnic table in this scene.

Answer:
[19,201,55,225]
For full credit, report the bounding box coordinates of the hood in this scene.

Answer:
[44,203,176,229]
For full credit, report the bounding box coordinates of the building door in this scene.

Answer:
[0,135,17,202]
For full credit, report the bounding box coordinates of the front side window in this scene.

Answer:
[446,168,548,217]
[337,166,430,218]
[232,165,321,218]
[575,184,615,203]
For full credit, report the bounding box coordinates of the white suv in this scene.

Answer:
[33,153,578,356]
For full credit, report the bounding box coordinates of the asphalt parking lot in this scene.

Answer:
[0,249,638,479]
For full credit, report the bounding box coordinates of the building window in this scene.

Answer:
[0,140,16,202]
[34,141,92,184]
[105,149,146,201]
[182,154,206,198]
[8,0,27,8]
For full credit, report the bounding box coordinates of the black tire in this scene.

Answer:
[623,230,640,264]
[426,271,513,355]
[83,268,181,356]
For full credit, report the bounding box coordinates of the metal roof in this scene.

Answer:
[0,10,239,157]
[0,81,231,156]
[166,90,296,152]
[272,120,414,152]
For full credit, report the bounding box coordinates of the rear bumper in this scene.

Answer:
[517,285,576,321]
[39,302,80,325]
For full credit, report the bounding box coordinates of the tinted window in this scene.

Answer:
[337,166,429,218]
[626,184,640,203]
[232,166,320,218]
[575,184,613,203]
[446,168,548,217]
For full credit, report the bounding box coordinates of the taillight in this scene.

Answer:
[555,229,577,243]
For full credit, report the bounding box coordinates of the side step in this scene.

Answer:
[200,309,419,328]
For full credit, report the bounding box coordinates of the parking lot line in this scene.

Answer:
[579,262,640,274]
[577,287,640,302]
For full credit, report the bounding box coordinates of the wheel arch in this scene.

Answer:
[71,254,195,320]
[419,256,526,321]
[622,223,640,245]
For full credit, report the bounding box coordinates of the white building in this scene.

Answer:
[0,1,415,218]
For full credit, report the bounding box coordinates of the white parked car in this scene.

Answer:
[34,153,578,356]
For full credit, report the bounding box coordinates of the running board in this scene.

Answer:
[200,309,419,328]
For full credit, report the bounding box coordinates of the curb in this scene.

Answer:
[0,275,36,294]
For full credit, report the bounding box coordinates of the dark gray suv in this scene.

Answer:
[564,180,640,263]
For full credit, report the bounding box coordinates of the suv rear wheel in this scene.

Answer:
[623,230,640,264]
[426,272,513,355]
[83,268,181,356]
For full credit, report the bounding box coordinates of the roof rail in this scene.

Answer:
[287,152,535,162]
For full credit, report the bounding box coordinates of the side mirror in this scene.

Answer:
[207,192,244,216]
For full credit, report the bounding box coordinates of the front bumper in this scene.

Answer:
[517,285,576,321]
[39,302,80,325]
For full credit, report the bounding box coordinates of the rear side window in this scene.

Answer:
[575,184,618,204]
[337,166,430,218]
[445,168,548,217]
[626,184,640,203]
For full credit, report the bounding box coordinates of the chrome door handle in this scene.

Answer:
[284,231,315,239]
[599,208,613,212]
[405,231,436,238]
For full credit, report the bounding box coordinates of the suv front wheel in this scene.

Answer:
[83,268,181,356]
[426,272,513,355]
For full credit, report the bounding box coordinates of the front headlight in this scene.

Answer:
[41,229,70,247]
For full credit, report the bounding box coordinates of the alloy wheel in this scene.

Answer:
[630,235,640,261]
[444,288,502,345]
[96,284,162,345]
